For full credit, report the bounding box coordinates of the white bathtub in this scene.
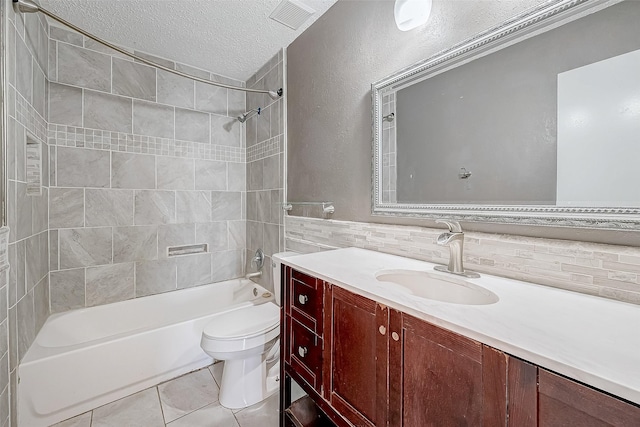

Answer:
[18,279,273,427]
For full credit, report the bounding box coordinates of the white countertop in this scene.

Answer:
[282,247,640,405]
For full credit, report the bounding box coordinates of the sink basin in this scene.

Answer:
[375,269,499,305]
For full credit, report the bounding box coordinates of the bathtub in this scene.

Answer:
[18,278,274,427]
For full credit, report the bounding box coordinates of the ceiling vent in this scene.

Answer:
[270,0,316,30]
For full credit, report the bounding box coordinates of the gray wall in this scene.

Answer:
[287,0,640,245]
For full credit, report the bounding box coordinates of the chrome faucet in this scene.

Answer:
[434,220,480,278]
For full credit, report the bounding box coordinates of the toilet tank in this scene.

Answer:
[272,252,299,306]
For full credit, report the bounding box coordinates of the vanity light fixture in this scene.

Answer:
[394,0,432,31]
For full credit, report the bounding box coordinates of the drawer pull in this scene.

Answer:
[298,294,309,305]
[379,325,386,335]
[298,346,308,358]
[392,332,400,341]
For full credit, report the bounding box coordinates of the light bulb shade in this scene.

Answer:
[394,0,432,31]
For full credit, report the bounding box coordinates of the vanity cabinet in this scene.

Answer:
[326,287,389,426]
[389,312,508,426]
[280,267,640,427]
[325,286,509,427]
[538,369,640,426]
[284,268,328,394]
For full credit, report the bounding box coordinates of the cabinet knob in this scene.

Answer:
[379,325,386,335]
[298,294,309,305]
[298,346,308,358]
[392,332,400,341]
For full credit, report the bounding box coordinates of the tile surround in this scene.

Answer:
[85,263,135,307]
[157,70,195,109]
[2,18,284,426]
[57,43,111,91]
[132,100,175,138]
[112,58,157,101]
[5,7,52,426]
[245,54,285,294]
[83,90,133,133]
[56,146,110,188]
[46,36,249,313]
[285,216,640,304]
[49,123,244,163]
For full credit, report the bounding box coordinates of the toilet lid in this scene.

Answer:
[203,302,279,340]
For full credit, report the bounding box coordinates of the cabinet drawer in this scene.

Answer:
[291,271,324,336]
[290,318,323,390]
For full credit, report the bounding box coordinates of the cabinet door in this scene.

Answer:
[389,312,507,427]
[539,369,640,426]
[327,286,389,427]
[507,357,537,426]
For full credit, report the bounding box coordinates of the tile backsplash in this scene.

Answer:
[285,216,640,305]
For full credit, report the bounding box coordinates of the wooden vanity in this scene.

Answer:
[279,264,640,426]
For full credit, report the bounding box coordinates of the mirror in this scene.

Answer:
[372,0,640,229]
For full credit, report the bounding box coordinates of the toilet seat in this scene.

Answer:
[203,302,279,340]
[201,302,280,355]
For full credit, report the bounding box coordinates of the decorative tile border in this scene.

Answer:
[48,124,245,162]
[285,216,640,305]
[13,88,48,143]
[247,135,282,162]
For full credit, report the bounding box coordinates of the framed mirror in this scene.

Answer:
[372,0,640,229]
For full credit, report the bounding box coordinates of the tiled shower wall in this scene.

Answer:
[3,2,51,425]
[245,52,285,294]
[46,23,247,312]
[0,10,284,426]
[285,216,640,305]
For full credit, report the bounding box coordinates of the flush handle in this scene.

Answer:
[298,346,308,358]
[298,294,309,305]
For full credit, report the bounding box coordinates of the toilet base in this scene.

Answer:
[218,356,280,409]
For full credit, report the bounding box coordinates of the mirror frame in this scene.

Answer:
[0,0,6,227]
[371,0,640,230]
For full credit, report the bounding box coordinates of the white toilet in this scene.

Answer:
[200,251,298,409]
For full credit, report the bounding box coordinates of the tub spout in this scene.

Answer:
[245,271,262,279]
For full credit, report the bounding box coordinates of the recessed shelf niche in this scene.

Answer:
[25,132,42,196]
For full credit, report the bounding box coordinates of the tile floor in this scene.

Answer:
[51,363,279,427]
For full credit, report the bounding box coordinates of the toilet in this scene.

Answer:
[200,251,298,409]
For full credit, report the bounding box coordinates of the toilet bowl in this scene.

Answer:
[200,251,298,409]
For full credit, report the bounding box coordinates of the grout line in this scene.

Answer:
[155,386,167,426]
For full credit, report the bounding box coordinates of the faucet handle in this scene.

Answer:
[436,219,463,233]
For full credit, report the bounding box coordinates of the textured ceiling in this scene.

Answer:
[38,0,338,81]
